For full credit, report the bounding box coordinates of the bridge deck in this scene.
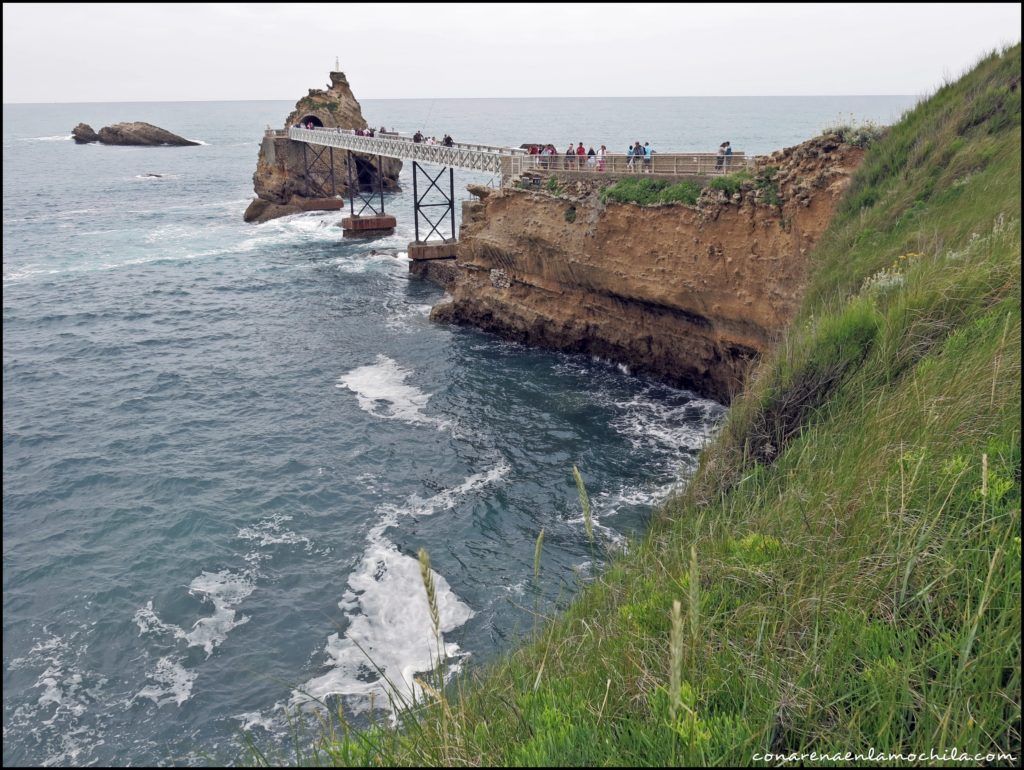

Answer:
[282,127,757,183]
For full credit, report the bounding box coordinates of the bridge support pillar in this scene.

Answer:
[340,153,395,238]
[408,162,457,260]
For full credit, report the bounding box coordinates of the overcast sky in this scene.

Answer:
[3,3,1020,103]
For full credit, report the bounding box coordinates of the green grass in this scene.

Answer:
[708,169,753,197]
[251,45,1022,766]
[600,177,702,206]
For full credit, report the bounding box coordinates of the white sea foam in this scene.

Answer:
[21,135,72,142]
[383,301,434,330]
[237,513,313,550]
[6,628,109,764]
[183,570,255,656]
[610,393,724,455]
[134,569,255,658]
[235,709,278,732]
[337,355,445,428]
[135,657,196,707]
[293,462,509,717]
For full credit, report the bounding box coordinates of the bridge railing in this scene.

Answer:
[287,126,527,175]
[290,126,527,156]
[285,126,759,180]
[513,152,756,176]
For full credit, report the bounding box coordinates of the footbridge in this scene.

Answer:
[281,125,758,262]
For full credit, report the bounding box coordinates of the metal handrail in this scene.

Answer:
[514,151,755,176]
[287,127,523,176]
[286,126,758,181]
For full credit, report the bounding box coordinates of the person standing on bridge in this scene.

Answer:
[565,144,575,170]
[598,145,607,171]
[413,130,423,143]
[626,143,635,171]
[442,134,454,147]
[724,141,733,169]
[576,142,586,171]
[643,142,653,173]
[715,142,727,171]
[587,146,596,168]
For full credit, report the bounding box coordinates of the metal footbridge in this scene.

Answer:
[287,126,524,178]
[276,125,758,249]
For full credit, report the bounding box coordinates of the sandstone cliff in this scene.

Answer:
[432,134,865,403]
[244,71,401,223]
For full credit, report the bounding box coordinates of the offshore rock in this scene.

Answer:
[72,123,99,144]
[243,195,346,224]
[95,122,199,146]
[247,71,401,222]
[433,134,865,403]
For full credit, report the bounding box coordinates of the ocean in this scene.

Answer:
[2,94,916,766]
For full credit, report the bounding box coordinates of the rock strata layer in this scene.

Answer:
[432,134,865,403]
[245,71,401,222]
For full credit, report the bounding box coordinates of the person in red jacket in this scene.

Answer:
[575,142,586,170]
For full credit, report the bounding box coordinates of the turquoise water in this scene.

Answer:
[2,94,916,766]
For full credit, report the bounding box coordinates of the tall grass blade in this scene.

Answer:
[573,465,594,542]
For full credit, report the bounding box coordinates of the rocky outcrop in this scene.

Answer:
[93,122,198,146]
[72,123,99,144]
[243,195,346,224]
[245,71,401,222]
[432,134,865,403]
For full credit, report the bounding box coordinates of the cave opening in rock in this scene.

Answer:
[300,115,324,127]
[352,156,376,188]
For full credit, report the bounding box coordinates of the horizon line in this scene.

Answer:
[2,93,918,106]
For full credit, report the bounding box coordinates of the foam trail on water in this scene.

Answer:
[134,569,255,658]
[338,355,446,428]
[293,461,509,717]
[131,514,318,709]
[134,657,197,707]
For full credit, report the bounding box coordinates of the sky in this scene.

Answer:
[2,3,1021,103]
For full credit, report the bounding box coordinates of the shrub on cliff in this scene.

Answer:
[600,177,702,206]
[708,169,752,197]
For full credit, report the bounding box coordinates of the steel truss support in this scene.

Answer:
[412,162,456,243]
[302,142,336,198]
[346,153,386,217]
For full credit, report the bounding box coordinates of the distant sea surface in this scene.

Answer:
[3,94,916,766]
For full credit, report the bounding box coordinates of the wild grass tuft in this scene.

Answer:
[533,528,545,580]
[418,548,441,643]
[573,465,594,542]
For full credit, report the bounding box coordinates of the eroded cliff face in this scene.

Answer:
[244,71,401,223]
[432,135,864,403]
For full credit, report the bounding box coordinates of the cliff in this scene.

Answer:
[432,134,865,402]
[244,71,401,223]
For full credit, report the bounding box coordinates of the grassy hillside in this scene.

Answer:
[278,46,1022,766]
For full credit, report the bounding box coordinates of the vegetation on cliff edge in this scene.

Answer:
[253,45,1021,766]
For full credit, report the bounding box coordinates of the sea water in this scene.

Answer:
[2,94,916,766]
